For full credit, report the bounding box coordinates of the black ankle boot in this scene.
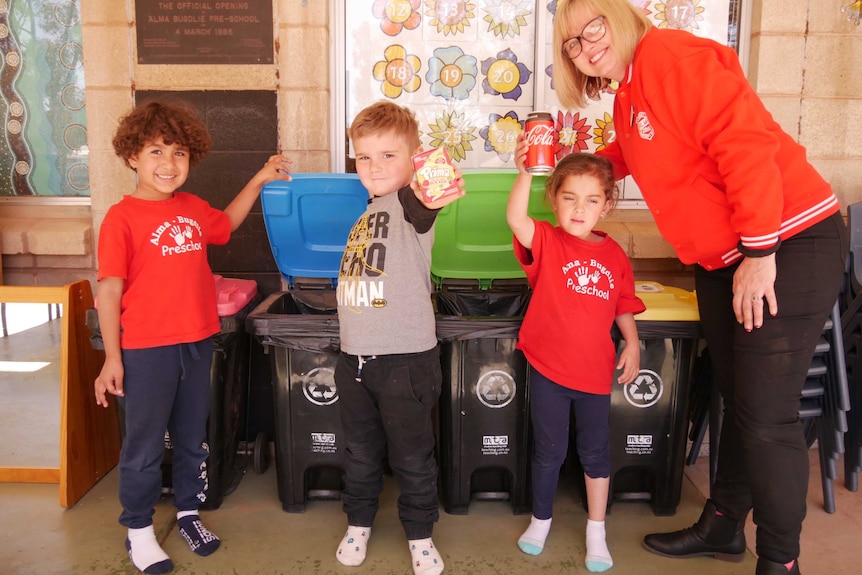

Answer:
[642,499,746,562]
[756,558,801,575]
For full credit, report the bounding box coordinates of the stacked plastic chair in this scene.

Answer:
[839,203,862,492]
[687,300,851,513]
[809,301,851,513]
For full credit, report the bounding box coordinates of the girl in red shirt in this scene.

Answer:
[508,143,645,572]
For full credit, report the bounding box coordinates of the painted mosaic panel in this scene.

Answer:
[0,0,88,197]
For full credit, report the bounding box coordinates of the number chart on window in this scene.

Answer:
[344,1,734,200]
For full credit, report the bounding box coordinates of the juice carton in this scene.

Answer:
[412,147,459,202]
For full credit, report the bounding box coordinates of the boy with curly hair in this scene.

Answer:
[95,99,291,574]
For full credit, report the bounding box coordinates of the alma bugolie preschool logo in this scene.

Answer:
[150,216,204,256]
[623,369,663,408]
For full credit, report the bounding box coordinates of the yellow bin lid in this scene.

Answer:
[635,281,700,322]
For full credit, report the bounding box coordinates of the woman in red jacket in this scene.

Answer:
[552,2,846,575]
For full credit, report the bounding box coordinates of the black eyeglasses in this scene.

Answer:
[562,16,607,59]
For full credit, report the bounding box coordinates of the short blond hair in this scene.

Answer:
[348,101,421,150]
[553,0,652,109]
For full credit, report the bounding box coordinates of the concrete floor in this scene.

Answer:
[1,304,860,574]
[0,450,859,575]
[0,303,61,469]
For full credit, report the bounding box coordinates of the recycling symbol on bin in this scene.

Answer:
[476,370,516,409]
[623,369,663,408]
[302,367,339,406]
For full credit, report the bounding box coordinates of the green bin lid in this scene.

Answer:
[635,281,699,321]
[430,169,553,288]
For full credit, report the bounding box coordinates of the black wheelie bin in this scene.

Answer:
[433,170,551,515]
[248,173,367,512]
[571,281,701,516]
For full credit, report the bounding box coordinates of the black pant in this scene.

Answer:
[335,348,441,540]
[695,212,846,563]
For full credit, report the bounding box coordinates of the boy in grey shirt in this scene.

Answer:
[334,101,465,575]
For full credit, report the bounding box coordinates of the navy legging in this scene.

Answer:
[529,368,611,520]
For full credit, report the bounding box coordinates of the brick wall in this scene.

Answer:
[748,0,862,210]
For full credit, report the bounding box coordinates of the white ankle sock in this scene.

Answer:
[336,526,371,567]
[585,519,613,572]
[127,525,173,574]
[518,516,552,555]
[408,538,443,575]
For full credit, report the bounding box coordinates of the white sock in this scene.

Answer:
[408,538,443,575]
[518,515,552,555]
[126,525,173,574]
[336,526,371,567]
[585,519,613,572]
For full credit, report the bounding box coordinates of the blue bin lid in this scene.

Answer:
[431,169,552,288]
[261,174,369,286]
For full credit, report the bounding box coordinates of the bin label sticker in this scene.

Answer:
[625,434,654,455]
[311,432,337,454]
[302,367,339,406]
[482,435,509,456]
[476,370,516,409]
[623,369,663,408]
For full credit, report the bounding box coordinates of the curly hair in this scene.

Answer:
[112,100,212,168]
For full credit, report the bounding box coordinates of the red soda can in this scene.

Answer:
[524,111,556,174]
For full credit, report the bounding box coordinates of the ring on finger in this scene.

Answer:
[751,295,760,302]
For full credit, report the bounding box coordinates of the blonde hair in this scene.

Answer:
[553,0,652,109]
[348,100,421,150]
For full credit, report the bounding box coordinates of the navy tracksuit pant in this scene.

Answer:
[117,339,212,529]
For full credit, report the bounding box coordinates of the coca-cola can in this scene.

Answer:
[524,111,555,174]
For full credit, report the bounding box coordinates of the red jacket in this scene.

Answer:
[598,28,839,270]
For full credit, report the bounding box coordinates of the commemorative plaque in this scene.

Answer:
[136,1,273,64]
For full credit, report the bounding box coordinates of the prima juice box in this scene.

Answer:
[412,148,459,202]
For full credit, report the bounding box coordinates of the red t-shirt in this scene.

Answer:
[514,221,645,394]
[97,192,231,349]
